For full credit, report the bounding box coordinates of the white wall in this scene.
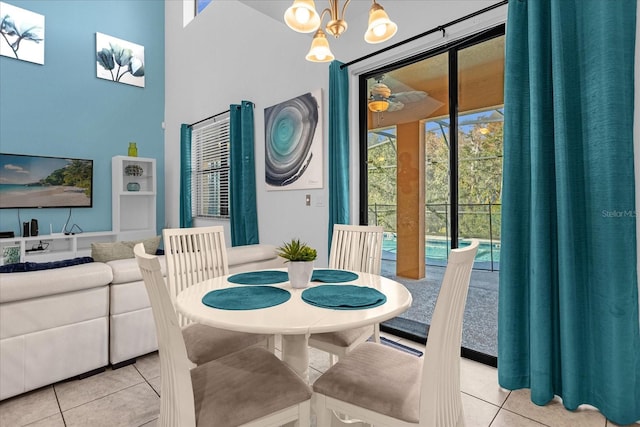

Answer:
[164,0,504,266]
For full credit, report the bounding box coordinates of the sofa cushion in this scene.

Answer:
[91,236,161,263]
[1,286,109,339]
[0,262,113,303]
[0,257,94,273]
[107,255,167,285]
[110,280,152,314]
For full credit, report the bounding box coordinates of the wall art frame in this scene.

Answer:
[264,89,323,191]
[96,32,145,88]
[0,1,45,64]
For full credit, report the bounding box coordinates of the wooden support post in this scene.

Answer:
[396,121,425,279]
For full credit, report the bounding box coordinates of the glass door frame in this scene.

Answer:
[359,24,505,239]
[358,25,505,367]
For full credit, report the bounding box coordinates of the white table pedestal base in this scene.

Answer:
[282,334,310,383]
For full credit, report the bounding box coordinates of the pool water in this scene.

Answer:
[382,238,500,265]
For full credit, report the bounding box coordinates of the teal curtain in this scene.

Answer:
[498,1,639,425]
[179,123,193,228]
[229,101,259,246]
[328,60,350,251]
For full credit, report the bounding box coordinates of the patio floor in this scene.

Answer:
[380,258,499,363]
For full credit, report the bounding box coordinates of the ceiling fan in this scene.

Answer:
[368,75,429,113]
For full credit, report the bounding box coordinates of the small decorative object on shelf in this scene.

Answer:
[124,164,143,176]
[2,246,20,265]
[127,182,141,192]
[277,238,317,288]
[128,142,138,157]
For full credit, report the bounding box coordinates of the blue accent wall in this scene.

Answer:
[0,0,164,237]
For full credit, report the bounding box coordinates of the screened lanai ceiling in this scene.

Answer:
[367,35,505,128]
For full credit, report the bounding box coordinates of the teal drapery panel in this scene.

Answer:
[229,101,259,246]
[498,0,639,425]
[328,60,350,252]
[179,123,193,228]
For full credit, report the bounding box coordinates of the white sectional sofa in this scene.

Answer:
[0,262,113,401]
[0,244,285,401]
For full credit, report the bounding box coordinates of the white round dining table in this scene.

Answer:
[175,268,413,383]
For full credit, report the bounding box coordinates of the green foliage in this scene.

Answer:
[40,160,92,197]
[367,127,398,232]
[277,239,317,262]
[367,115,503,241]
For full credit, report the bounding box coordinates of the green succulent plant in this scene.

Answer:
[276,238,317,262]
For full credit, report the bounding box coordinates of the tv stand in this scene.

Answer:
[0,231,117,263]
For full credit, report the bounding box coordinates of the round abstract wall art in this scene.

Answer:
[264,91,322,190]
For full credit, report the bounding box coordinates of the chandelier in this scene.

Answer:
[284,0,398,63]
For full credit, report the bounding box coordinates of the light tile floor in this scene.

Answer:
[1,333,637,427]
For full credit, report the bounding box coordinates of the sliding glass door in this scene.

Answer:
[361,26,504,364]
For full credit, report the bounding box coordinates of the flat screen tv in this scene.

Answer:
[0,153,93,209]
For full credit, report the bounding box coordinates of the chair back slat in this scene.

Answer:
[134,244,197,427]
[329,224,384,274]
[163,226,229,327]
[420,240,479,426]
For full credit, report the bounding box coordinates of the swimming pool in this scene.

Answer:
[382,237,500,269]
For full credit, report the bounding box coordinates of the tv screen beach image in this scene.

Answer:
[0,154,93,209]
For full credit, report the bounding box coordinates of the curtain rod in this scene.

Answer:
[340,0,508,69]
[188,109,230,127]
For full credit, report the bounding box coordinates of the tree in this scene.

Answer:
[367,110,504,242]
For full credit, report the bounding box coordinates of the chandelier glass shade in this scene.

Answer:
[306,29,335,62]
[284,0,321,33]
[364,1,397,43]
[284,0,397,62]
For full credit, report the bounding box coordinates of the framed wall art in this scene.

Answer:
[96,32,145,88]
[0,1,45,64]
[264,89,323,191]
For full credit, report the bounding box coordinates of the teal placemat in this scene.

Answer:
[301,285,387,310]
[311,269,359,283]
[227,270,289,285]
[202,286,291,310]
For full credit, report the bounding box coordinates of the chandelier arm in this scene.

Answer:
[327,0,338,19]
[319,7,332,23]
[340,0,351,20]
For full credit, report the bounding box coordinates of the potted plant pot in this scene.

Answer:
[277,238,317,289]
[288,260,314,289]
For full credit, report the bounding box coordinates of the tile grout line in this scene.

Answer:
[133,364,160,398]
[52,385,67,427]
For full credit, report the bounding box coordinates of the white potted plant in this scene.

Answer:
[277,238,317,289]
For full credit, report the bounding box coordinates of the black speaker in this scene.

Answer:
[30,219,38,237]
[22,222,30,237]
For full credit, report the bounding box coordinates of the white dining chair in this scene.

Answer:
[162,226,274,366]
[312,240,479,427]
[308,224,384,365]
[134,243,312,427]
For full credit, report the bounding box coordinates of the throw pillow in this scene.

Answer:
[91,236,161,263]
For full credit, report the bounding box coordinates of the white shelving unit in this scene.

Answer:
[112,155,157,241]
[0,231,117,264]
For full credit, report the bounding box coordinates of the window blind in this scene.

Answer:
[191,113,230,218]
